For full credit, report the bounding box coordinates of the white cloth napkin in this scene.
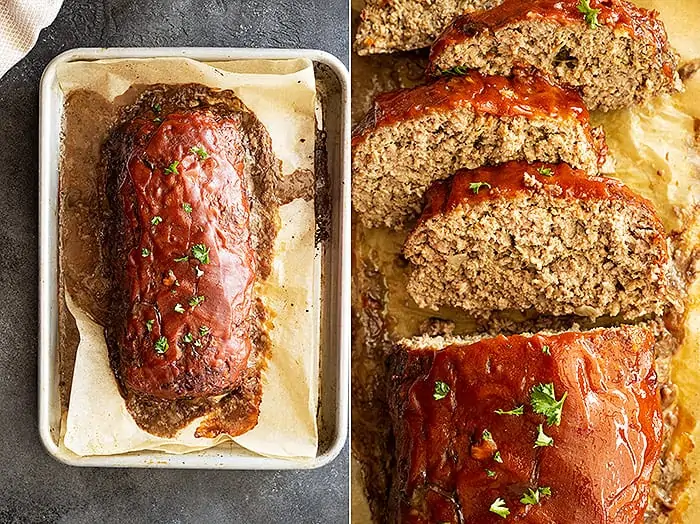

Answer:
[0,0,63,78]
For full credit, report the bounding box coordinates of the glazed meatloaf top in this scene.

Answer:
[389,325,663,523]
[103,84,277,401]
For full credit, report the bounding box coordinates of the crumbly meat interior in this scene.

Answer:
[405,193,673,320]
[431,19,681,111]
[352,109,601,229]
[355,0,502,55]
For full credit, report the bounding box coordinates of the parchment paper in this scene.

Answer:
[58,58,321,459]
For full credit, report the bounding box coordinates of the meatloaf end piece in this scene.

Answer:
[352,71,606,229]
[389,325,663,523]
[404,161,675,320]
[428,0,682,112]
[355,0,502,55]
[102,84,277,403]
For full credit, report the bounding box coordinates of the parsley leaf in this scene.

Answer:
[495,405,524,416]
[183,202,193,213]
[141,248,150,257]
[154,336,169,354]
[489,498,510,519]
[182,333,193,344]
[174,303,185,314]
[199,326,210,336]
[542,345,551,355]
[174,255,189,263]
[493,451,503,463]
[440,65,470,76]
[433,381,450,400]
[486,469,496,478]
[145,319,154,332]
[190,145,209,160]
[577,0,601,29]
[538,167,554,177]
[531,383,567,426]
[189,295,205,307]
[534,424,554,448]
[164,161,180,175]
[151,216,163,226]
[482,429,493,442]
[192,243,210,264]
[469,181,492,194]
[152,103,162,113]
[521,486,552,505]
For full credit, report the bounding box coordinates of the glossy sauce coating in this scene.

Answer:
[113,110,255,399]
[419,161,665,237]
[390,326,663,523]
[430,0,677,80]
[352,71,592,147]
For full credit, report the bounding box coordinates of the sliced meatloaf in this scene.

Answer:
[404,161,675,320]
[355,0,502,55]
[389,325,663,523]
[352,71,606,229]
[428,0,682,111]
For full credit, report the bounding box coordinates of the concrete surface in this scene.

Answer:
[0,1,348,522]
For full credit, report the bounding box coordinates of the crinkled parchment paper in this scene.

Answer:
[58,58,320,459]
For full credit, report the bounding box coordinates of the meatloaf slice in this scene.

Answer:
[355,0,502,55]
[103,84,278,404]
[389,325,663,523]
[352,71,606,229]
[428,0,682,112]
[404,161,675,320]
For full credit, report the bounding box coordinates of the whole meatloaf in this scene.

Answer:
[389,325,663,523]
[352,70,607,229]
[102,84,278,409]
[404,161,677,320]
[428,0,682,111]
[355,0,502,55]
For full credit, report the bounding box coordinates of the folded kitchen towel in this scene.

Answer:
[0,0,63,79]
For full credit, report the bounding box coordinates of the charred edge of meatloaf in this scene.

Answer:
[101,84,279,437]
[352,111,602,229]
[429,18,681,112]
[354,0,503,55]
[404,193,673,321]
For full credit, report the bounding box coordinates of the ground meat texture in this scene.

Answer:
[428,0,682,112]
[103,85,272,401]
[352,71,607,229]
[389,325,663,523]
[355,0,502,55]
[404,161,676,321]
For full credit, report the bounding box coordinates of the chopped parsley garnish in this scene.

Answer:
[199,326,210,336]
[433,381,450,400]
[164,161,180,175]
[493,451,503,463]
[153,117,162,123]
[482,429,493,442]
[152,103,162,113]
[191,243,210,264]
[486,469,496,478]
[531,383,568,426]
[174,255,189,262]
[182,332,193,344]
[190,145,209,160]
[195,266,204,278]
[495,405,524,416]
[174,303,185,314]
[542,345,551,355]
[521,486,552,505]
[469,181,492,194]
[489,498,510,519]
[538,167,554,177]
[141,248,150,257]
[154,336,169,354]
[577,0,601,29]
[440,65,470,77]
[145,319,154,332]
[534,424,554,448]
[151,216,163,226]
[189,295,205,307]
[183,202,193,213]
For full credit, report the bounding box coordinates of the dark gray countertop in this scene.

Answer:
[0,1,348,522]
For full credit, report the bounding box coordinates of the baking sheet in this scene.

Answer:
[57,57,320,459]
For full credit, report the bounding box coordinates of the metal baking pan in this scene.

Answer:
[38,48,350,469]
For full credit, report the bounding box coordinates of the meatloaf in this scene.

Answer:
[355,0,502,55]
[404,161,676,320]
[389,325,663,523]
[102,84,278,409]
[428,0,682,111]
[352,71,607,229]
